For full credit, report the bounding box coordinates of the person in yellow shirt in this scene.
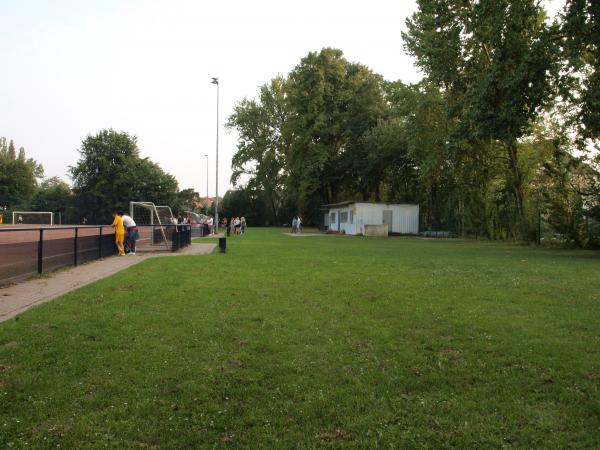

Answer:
[111,211,126,256]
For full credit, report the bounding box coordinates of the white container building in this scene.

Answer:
[323,202,419,235]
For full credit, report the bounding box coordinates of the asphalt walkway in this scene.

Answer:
[0,243,216,323]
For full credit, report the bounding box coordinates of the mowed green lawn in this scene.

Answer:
[1,229,599,448]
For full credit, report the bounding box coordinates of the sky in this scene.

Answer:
[0,0,566,199]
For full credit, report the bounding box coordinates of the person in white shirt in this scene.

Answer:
[121,213,138,254]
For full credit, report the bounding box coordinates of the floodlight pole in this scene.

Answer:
[204,154,209,216]
[212,77,220,234]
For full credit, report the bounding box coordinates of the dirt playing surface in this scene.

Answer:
[0,242,216,322]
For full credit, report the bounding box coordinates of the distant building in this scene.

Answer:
[322,201,419,235]
[195,196,222,210]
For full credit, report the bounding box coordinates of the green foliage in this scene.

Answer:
[559,0,600,142]
[69,129,178,223]
[228,49,387,223]
[29,177,73,221]
[174,188,201,215]
[403,0,557,234]
[1,230,600,447]
[220,189,271,226]
[228,76,291,224]
[0,137,44,209]
[286,48,386,208]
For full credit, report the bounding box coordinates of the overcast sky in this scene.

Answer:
[1,0,566,198]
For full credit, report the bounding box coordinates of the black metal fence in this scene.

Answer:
[0,226,114,285]
[171,226,192,251]
[0,224,193,285]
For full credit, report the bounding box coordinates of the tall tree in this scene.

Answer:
[559,0,600,142]
[0,138,43,209]
[29,177,73,222]
[228,76,291,224]
[403,0,556,235]
[70,129,178,223]
[175,188,201,214]
[286,48,386,210]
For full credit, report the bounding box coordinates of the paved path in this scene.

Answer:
[0,243,216,323]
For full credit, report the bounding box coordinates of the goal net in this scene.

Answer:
[130,202,175,249]
[185,211,208,237]
[12,211,54,225]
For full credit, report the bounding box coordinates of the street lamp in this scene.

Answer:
[211,77,219,233]
[204,154,209,216]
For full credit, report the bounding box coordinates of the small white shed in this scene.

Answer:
[323,202,419,235]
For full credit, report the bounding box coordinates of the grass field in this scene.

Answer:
[1,229,599,448]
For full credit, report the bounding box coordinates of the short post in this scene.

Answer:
[98,226,103,258]
[219,237,226,253]
[37,229,44,274]
[74,227,79,266]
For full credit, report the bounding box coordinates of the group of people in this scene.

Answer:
[222,216,247,235]
[110,211,249,255]
[291,215,303,233]
[111,211,139,256]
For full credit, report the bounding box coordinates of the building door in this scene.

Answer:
[382,210,393,232]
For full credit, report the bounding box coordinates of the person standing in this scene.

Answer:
[112,211,126,256]
[207,216,214,235]
[121,212,138,255]
[297,216,302,233]
[240,216,247,235]
[291,216,297,233]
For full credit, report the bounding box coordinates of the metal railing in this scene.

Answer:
[0,224,193,285]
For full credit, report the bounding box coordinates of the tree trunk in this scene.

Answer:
[506,140,525,233]
[269,195,278,226]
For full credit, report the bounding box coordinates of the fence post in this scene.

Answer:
[37,229,44,274]
[74,227,79,266]
[98,226,103,258]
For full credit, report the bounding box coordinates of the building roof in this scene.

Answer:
[322,201,419,209]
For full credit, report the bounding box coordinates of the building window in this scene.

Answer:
[330,212,336,223]
[340,212,349,223]
[349,210,354,224]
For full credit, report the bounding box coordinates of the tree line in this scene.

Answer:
[226,0,600,246]
[0,130,204,224]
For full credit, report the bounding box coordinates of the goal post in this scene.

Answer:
[129,202,174,250]
[12,211,54,225]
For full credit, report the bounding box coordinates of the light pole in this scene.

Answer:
[204,154,209,216]
[211,77,219,233]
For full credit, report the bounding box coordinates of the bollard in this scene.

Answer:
[219,237,226,253]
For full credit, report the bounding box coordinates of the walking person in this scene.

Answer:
[111,211,126,256]
[121,212,138,255]
[240,216,247,235]
[297,216,302,234]
[291,216,298,234]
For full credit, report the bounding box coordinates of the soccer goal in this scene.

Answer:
[130,202,175,250]
[12,211,54,225]
[185,210,208,237]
